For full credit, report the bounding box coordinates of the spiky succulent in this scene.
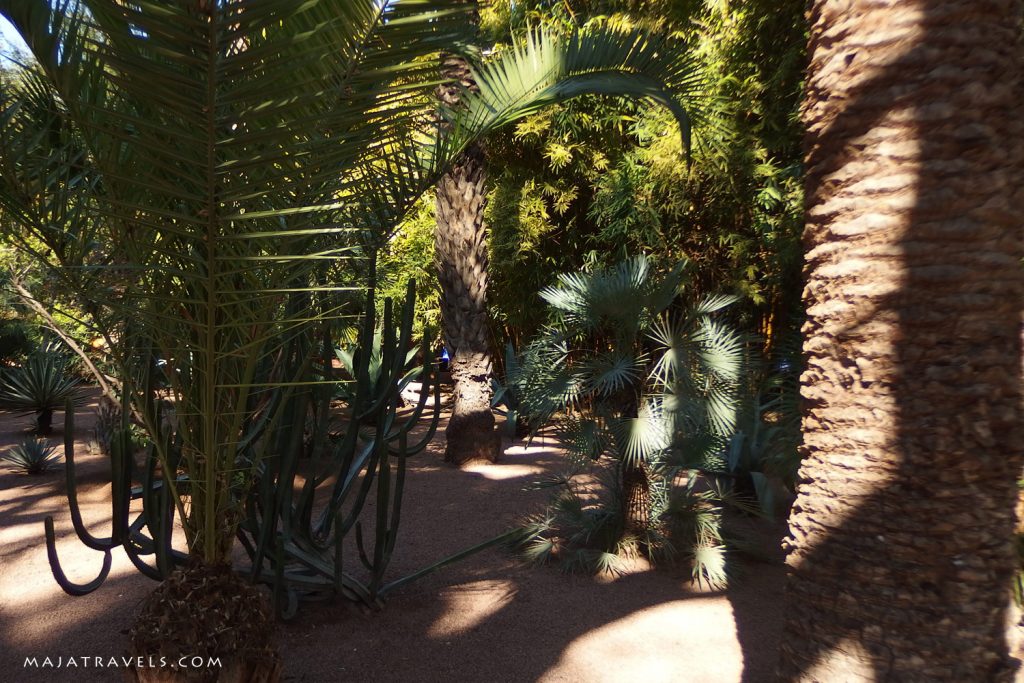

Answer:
[0,346,85,434]
[2,437,61,475]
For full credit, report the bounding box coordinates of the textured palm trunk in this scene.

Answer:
[779,2,1023,681]
[621,461,650,537]
[436,45,498,465]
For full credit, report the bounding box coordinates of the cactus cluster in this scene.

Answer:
[43,283,444,616]
[237,283,443,616]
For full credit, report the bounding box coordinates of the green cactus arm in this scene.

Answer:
[377,528,532,599]
[388,369,443,456]
[383,432,409,562]
[43,517,112,596]
[59,402,122,551]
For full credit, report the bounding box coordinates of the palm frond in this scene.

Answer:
[582,349,647,397]
[607,401,671,468]
[556,417,609,464]
[441,26,705,164]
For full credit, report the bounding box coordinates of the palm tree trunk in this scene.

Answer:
[436,38,498,465]
[621,460,650,536]
[779,2,1023,680]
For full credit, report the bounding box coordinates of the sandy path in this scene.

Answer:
[0,395,785,682]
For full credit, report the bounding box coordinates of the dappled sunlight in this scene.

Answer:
[802,636,875,682]
[0,450,179,655]
[1,542,147,650]
[461,462,545,481]
[502,442,561,458]
[539,598,741,683]
[426,579,518,639]
[0,499,162,626]
[2,547,138,614]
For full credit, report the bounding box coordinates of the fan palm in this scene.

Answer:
[0,1,704,571]
[520,255,744,584]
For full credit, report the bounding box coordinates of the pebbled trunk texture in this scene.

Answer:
[436,44,499,465]
[779,2,1024,681]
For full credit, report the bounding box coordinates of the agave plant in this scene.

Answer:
[0,344,85,434]
[518,255,745,586]
[723,375,800,517]
[1,436,61,474]
[335,327,420,421]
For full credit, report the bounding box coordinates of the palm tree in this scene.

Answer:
[434,0,498,465]
[1,0,700,564]
[519,256,744,584]
[778,2,1023,680]
[0,1,705,670]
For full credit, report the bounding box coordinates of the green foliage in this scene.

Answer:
[0,6,705,619]
[1,436,61,474]
[723,381,799,517]
[0,317,34,365]
[0,344,85,434]
[0,249,41,365]
[377,197,441,340]
[518,255,746,586]
[334,317,422,421]
[491,341,540,439]
[520,472,628,575]
[94,396,149,458]
[483,0,806,352]
[43,284,447,614]
[239,284,446,614]
[1,1,700,568]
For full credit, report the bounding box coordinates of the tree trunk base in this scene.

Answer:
[444,409,499,465]
[127,562,281,683]
[36,408,53,435]
[443,352,499,465]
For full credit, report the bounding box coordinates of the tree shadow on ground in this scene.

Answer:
[275,436,787,682]
[0,401,786,682]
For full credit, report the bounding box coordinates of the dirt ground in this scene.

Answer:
[0,391,787,682]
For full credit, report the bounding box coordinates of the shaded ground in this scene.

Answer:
[0,391,786,682]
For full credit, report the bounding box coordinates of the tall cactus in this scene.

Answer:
[238,282,444,616]
[44,282,447,616]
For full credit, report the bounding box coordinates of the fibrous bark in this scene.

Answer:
[621,461,650,535]
[436,39,498,465]
[779,2,1024,681]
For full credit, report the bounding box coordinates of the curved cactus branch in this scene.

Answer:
[123,538,165,580]
[44,516,112,596]
[59,402,122,551]
[387,366,442,456]
[385,431,409,562]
